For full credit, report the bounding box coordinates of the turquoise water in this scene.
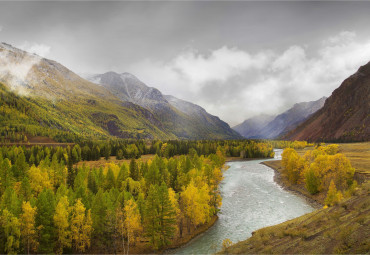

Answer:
[170,150,313,254]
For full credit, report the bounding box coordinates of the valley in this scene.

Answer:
[0,2,369,254]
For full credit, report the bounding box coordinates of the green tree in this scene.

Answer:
[144,185,160,249]
[36,189,56,253]
[157,182,176,248]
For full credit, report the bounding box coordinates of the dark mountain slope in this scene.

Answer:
[285,62,370,142]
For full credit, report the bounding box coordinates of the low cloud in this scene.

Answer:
[18,41,51,58]
[0,41,51,96]
[0,43,43,96]
[128,31,370,126]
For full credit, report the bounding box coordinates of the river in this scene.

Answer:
[171,149,314,254]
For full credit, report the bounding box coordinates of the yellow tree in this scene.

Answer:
[1,209,21,254]
[20,201,38,255]
[325,180,343,206]
[71,199,93,253]
[180,181,210,230]
[54,196,71,254]
[28,165,53,196]
[168,188,181,236]
[124,199,142,254]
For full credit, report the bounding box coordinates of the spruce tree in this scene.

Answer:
[36,188,56,253]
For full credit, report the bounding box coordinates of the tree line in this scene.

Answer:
[0,139,275,254]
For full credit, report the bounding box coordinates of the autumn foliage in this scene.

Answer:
[281,144,356,206]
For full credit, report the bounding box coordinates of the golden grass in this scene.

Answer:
[337,142,370,175]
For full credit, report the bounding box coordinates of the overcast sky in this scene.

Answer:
[1,1,370,126]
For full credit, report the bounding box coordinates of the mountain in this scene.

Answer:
[285,61,370,142]
[164,95,241,139]
[88,72,168,111]
[0,42,172,140]
[233,97,326,139]
[87,72,241,140]
[0,42,240,141]
[232,114,275,138]
[258,97,327,139]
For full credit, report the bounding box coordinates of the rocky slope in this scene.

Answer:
[88,72,241,139]
[285,61,370,142]
[233,97,326,139]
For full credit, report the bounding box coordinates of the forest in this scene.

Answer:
[0,139,276,254]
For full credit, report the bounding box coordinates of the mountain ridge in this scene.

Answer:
[284,61,370,142]
[233,97,327,139]
[87,71,241,140]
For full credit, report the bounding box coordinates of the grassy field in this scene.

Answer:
[338,142,370,177]
[218,142,370,254]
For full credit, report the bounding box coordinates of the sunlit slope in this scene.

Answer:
[0,43,173,140]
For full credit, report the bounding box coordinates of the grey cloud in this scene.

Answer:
[1,1,370,125]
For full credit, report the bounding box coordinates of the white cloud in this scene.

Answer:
[0,43,44,96]
[128,31,370,126]
[18,41,51,58]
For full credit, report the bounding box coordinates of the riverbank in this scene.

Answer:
[217,180,370,254]
[164,215,218,253]
[261,160,323,208]
[217,143,370,254]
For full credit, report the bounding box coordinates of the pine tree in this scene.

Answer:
[105,167,116,190]
[144,185,160,249]
[129,159,139,181]
[157,183,176,248]
[36,189,56,253]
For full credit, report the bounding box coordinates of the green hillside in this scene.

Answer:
[0,82,173,142]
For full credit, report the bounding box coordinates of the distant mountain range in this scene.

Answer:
[233,97,327,139]
[0,42,241,140]
[285,61,370,142]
